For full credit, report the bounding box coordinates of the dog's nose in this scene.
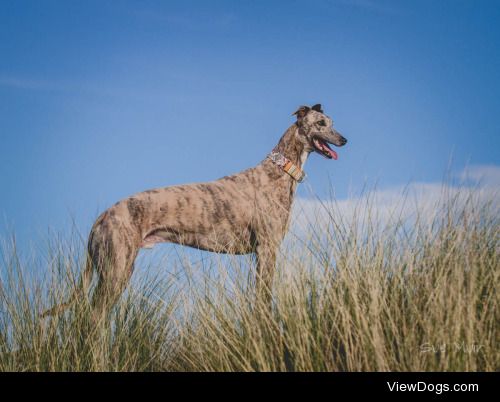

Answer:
[340,137,347,146]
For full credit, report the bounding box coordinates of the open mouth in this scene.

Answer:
[312,137,338,160]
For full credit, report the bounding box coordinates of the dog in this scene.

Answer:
[42,104,347,319]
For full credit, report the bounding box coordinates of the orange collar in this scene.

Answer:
[267,150,306,183]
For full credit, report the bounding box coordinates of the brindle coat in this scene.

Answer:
[42,104,347,318]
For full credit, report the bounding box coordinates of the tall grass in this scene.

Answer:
[0,184,498,371]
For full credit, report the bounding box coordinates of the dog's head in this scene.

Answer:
[293,104,347,160]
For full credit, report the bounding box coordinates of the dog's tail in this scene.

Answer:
[40,255,94,318]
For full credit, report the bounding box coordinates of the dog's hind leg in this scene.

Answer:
[90,241,139,323]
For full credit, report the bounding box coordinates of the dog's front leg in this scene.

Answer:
[255,243,276,306]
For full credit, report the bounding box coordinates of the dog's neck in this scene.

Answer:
[255,124,310,223]
[266,124,310,178]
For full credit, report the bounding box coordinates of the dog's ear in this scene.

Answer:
[311,104,323,113]
[292,106,311,120]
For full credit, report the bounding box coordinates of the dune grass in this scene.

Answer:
[0,184,498,371]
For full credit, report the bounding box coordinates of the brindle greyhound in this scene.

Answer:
[42,104,347,318]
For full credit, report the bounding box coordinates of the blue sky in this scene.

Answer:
[1,0,499,246]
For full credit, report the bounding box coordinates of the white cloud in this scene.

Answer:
[0,76,65,91]
[332,0,403,16]
[131,8,237,31]
[0,74,134,98]
[291,165,500,235]
[458,165,500,187]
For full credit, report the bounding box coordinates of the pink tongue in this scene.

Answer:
[328,149,338,160]
[321,143,337,160]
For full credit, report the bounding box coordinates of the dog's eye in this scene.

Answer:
[318,120,327,127]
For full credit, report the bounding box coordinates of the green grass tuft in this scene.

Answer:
[0,185,498,371]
